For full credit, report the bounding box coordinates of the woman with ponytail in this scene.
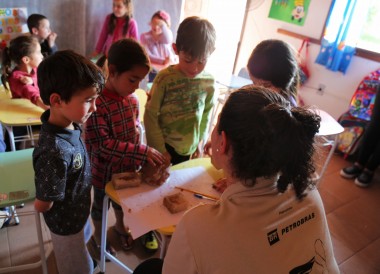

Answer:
[162,86,339,274]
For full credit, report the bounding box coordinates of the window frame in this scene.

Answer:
[277,1,380,63]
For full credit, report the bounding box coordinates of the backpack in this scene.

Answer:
[336,69,380,158]
[348,69,380,121]
[336,112,367,159]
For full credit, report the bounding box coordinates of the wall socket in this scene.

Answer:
[317,84,326,95]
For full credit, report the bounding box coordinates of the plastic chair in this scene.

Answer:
[135,89,148,144]
[0,148,49,274]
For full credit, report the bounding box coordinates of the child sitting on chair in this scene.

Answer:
[140,10,176,82]
[144,16,217,165]
[1,35,48,110]
[27,14,58,57]
[1,35,48,151]
[33,50,104,274]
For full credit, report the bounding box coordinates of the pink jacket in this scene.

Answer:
[9,69,41,105]
[95,14,139,55]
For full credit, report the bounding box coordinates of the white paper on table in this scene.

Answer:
[117,166,220,239]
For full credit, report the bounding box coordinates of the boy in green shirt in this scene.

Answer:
[144,16,216,165]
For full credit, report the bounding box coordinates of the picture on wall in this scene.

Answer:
[0,7,28,45]
[268,0,311,26]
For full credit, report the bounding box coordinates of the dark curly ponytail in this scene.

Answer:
[218,85,321,199]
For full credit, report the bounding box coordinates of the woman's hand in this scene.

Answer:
[212,178,229,193]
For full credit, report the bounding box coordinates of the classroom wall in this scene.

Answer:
[0,0,182,57]
[0,0,111,56]
[2,0,379,120]
[236,0,380,119]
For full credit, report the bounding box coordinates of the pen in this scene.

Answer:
[175,186,219,201]
[193,193,218,201]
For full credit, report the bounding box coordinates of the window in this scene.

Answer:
[315,0,380,73]
[356,0,380,53]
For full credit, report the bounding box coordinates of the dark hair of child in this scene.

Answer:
[247,39,299,104]
[95,55,107,69]
[27,14,47,34]
[107,38,150,73]
[108,0,133,36]
[1,35,39,88]
[175,16,216,60]
[219,85,321,199]
[37,50,104,105]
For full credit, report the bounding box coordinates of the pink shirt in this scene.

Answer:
[9,69,41,105]
[95,14,139,55]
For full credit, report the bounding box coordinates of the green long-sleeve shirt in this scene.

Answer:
[144,66,216,156]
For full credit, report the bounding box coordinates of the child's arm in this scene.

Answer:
[34,148,67,213]
[94,14,111,54]
[159,23,173,44]
[19,76,33,85]
[18,79,49,109]
[127,18,139,40]
[47,31,57,49]
[144,82,167,154]
[85,100,158,168]
[199,81,217,146]
[36,97,50,110]
[140,24,173,65]
[34,198,53,212]
[14,75,49,109]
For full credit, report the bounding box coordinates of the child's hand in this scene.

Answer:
[191,147,201,159]
[147,147,166,166]
[163,151,171,165]
[47,32,57,47]
[192,141,205,159]
[19,76,33,85]
[141,160,170,186]
[203,141,212,157]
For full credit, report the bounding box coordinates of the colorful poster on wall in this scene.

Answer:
[0,7,28,46]
[268,0,311,26]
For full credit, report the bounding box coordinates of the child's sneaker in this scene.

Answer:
[355,170,374,188]
[340,165,362,179]
[141,231,158,253]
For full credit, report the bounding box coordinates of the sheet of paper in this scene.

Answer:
[117,166,220,239]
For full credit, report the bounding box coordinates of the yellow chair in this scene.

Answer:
[0,148,50,274]
[135,89,148,144]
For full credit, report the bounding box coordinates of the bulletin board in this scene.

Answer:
[0,7,28,45]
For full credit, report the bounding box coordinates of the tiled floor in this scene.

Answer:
[1,152,379,274]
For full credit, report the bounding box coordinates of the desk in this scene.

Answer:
[99,158,224,273]
[0,97,43,151]
[216,74,252,89]
[314,109,344,184]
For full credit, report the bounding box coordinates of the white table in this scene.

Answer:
[314,109,344,184]
[216,74,253,89]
